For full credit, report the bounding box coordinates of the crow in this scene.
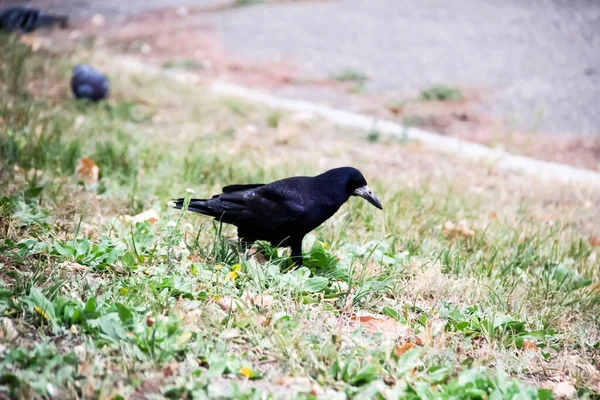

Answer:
[0,7,68,33]
[71,64,110,102]
[173,167,383,265]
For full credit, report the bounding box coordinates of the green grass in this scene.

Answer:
[419,85,463,102]
[1,33,599,399]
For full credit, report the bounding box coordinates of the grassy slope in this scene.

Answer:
[1,34,599,399]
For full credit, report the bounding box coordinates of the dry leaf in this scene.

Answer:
[216,296,242,312]
[76,157,99,183]
[59,261,88,272]
[19,34,42,51]
[220,328,240,339]
[554,381,576,398]
[416,317,447,346]
[442,220,475,238]
[121,209,160,225]
[275,377,311,386]
[163,362,179,377]
[351,312,413,339]
[252,293,274,309]
[394,342,416,357]
[522,339,539,352]
[589,235,600,247]
[0,318,18,342]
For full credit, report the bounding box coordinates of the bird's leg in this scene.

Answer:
[289,238,304,267]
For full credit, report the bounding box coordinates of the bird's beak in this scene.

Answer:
[352,185,383,210]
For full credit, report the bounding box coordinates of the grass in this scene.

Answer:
[419,85,463,102]
[1,33,600,399]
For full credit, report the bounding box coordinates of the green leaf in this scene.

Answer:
[303,277,329,293]
[349,364,378,386]
[456,321,470,331]
[122,251,135,268]
[98,313,127,340]
[383,306,400,321]
[54,241,75,258]
[115,303,134,326]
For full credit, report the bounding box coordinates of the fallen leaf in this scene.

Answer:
[351,312,413,339]
[554,381,576,398]
[523,339,539,352]
[19,34,42,51]
[275,376,311,386]
[75,157,99,183]
[215,296,242,312]
[220,328,240,339]
[442,220,474,238]
[416,317,447,346]
[394,342,416,357]
[590,235,600,247]
[163,362,179,377]
[121,209,160,225]
[252,292,274,309]
[59,261,88,272]
[0,318,18,342]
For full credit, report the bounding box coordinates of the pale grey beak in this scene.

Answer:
[352,185,383,210]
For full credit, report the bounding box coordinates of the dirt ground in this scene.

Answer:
[7,0,600,171]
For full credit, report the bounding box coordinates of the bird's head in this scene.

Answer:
[325,167,383,210]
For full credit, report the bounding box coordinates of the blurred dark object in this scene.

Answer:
[0,7,68,33]
[71,64,110,102]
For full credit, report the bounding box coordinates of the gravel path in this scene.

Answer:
[5,0,600,135]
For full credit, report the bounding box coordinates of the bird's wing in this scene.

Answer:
[222,183,264,193]
[242,181,307,230]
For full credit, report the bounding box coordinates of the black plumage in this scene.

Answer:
[71,64,109,102]
[0,7,68,33]
[173,167,383,265]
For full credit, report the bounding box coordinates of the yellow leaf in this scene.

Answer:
[232,263,241,271]
[225,271,239,281]
[239,367,253,378]
[34,306,51,321]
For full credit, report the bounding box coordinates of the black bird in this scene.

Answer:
[0,7,68,33]
[173,167,383,265]
[71,64,109,102]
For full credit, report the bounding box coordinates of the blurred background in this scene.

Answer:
[2,0,599,170]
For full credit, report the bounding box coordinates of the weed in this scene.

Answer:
[420,85,463,101]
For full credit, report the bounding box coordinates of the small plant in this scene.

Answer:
[163,59,204,70]
[332,68,368,83]
[266,111,281,128]
[419,85,462,101]
[366,130,380,143]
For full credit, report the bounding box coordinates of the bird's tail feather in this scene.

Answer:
[172,198,215,216]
